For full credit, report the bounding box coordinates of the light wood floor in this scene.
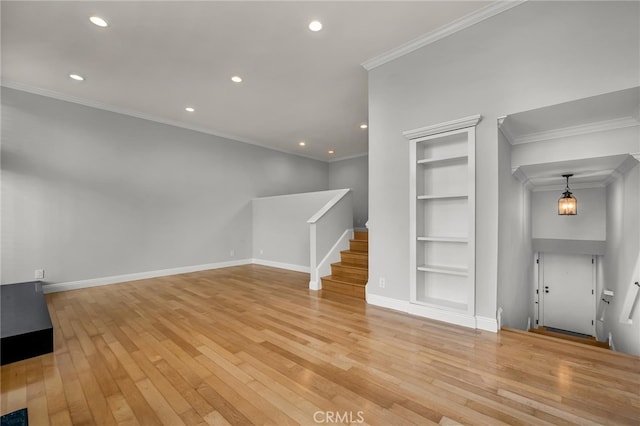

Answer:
[2,265,639,425]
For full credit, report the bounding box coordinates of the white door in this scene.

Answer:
[541,253,595,336]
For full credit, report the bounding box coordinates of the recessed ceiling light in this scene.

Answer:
[298,141,306,147]
[69,74,84,81]
[328,150,335,155]
[89,16,108,27]
[308,20,323,32]
[185,107,195,112]
[360,124,368,129]
[231,76,243,83]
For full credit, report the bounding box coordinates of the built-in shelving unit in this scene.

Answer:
[404,115,480,327]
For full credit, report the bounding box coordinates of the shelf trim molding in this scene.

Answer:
[413,297,467,312]
[418,154,468,165]
[418,264,469,276]
[403,114,481,140]
[418,194,468,200]
[418,236,468,243]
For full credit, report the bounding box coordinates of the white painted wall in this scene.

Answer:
[1,88,329,284]
[367,1,639,320]
[251,189,343,271]
[497,129,533,330]
[602,163,640,355]
[329,155,368,228]
[531,187,606,241]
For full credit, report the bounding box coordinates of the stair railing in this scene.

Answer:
[619,253,640,325]
[307,189,353,290]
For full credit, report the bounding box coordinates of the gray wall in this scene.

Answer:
[329,155,368,228]
[532,187,606,241]
[603,164,640,355]
[368,1,639,318]
[252,190,342,269]
[1,87,329,284]
[497,130,533,330]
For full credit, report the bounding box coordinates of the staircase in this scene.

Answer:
[529,326,610,349]
[320,230,368,299]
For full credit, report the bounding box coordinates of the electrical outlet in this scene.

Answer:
[259,249,264,255]
[379,277,385,288]
[229,249,235,257]
[35,269,44,280]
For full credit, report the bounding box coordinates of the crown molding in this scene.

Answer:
[510,116,640,146]
[498,115,517,144]
[361,0,527,71]
[511,166,532,190]
[327,152,368,163]
[510,166,611,191]
[602,154,640,187]
[529,181,607,192]
[1,80,331,163]
[512,155,640,191]
[403,114,481,140]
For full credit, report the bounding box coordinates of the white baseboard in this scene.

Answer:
[366,292,411,313]
[408,303,477,329]
[42,259,252,294]
[251,259,309,273]
[476,315,499,332]
[366,290,497,332]
[43,258,311,294]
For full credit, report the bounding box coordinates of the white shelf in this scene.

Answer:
[418,236,468,243]
[417,264,469,276]
[417,154,468,166]
[407,117,478,323]
[417,194,467,200]
[414,297,468,312]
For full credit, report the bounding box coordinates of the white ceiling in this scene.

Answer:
[1,1,492,161]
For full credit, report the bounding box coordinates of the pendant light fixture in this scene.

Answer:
[558,174,577,215]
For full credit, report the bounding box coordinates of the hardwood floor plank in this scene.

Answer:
[135,377,185,426]
[2,356,27,415]
[130,351,192,415]
[55,352,94,425]
[41,354,68,417]
[236,350,339,415]
[24,357,49,426]
[49,409,73,426]
[106,393,141,426]
[179,408,207,426]
[66,338,118,425]
[1,264,638,425]
[196,381,254,425]
[201,372,279,425]
[202,410,233,426]
[115,377,162,425]
[153,359,214,417]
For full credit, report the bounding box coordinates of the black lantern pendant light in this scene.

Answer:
[558,174,577,215]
